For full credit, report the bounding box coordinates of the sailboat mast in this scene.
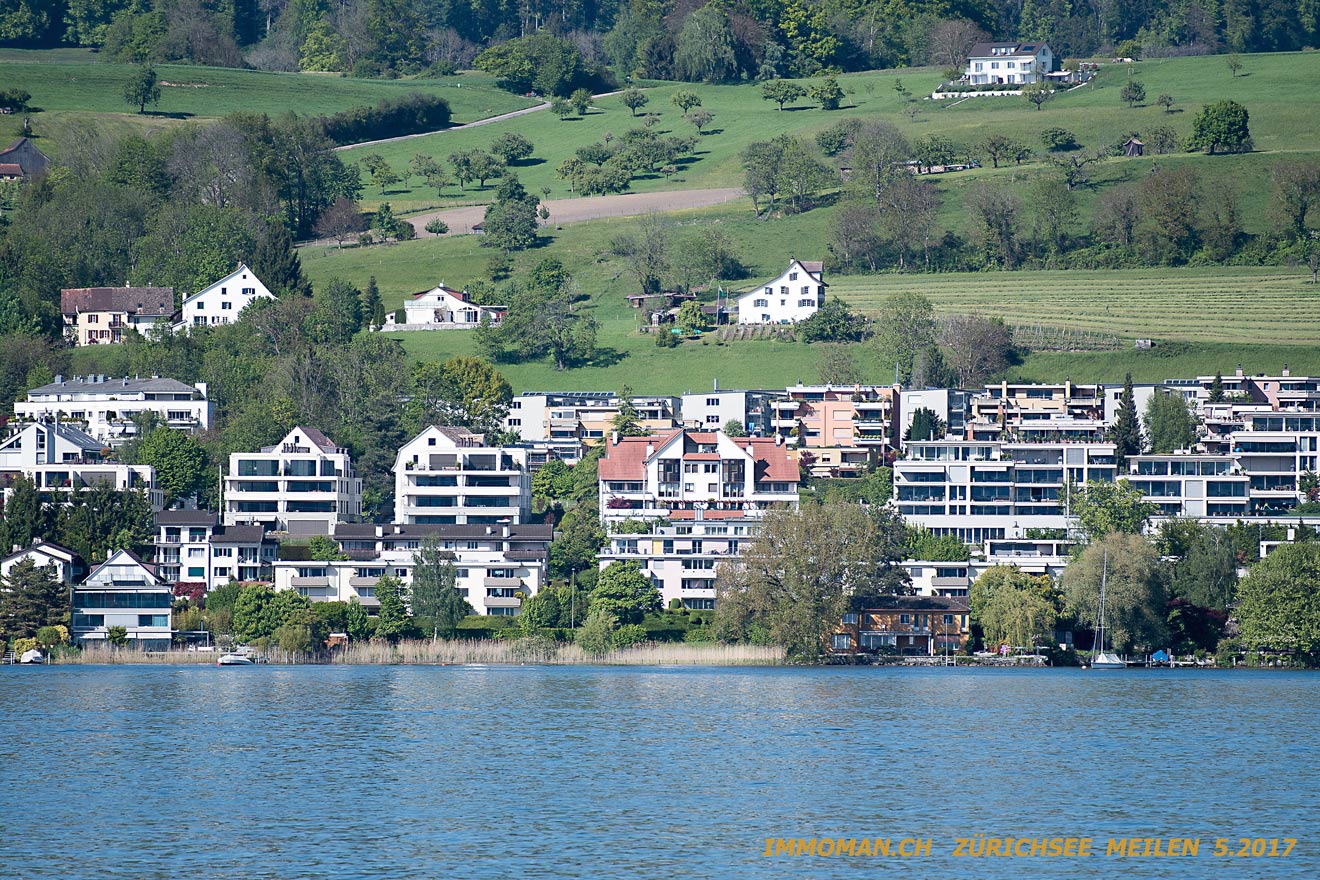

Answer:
[1097,547,1108,655]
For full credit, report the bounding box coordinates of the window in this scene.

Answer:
[831,633,852,650]
[754,298,768,308]
[943,614,955,625]
[138,614,169,628]
[221,301,233,310]
[789,272,798,280]
[242,287,255,296]
[780,286,788,295]
[798,299,815,308]
[842,613,858,624]
[705,415,719,424]
[88,314,99,323]
[900,614,911,624]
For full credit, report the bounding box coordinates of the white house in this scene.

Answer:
[71,549,173,650]
[14,374,212,444]
[384,284,506,330]
[273,522,553,617]
[393,426,531,525]
[735,259,826,325]
[598,515,762,611]
[177,263,275,332]
[154,510,276,589]
[224,427,362,535]
[0,422,163,509]
[0,541,86,585]
[964,41,1057,86]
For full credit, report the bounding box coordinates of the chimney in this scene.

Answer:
[611,430,619,445]
[645,443,654,456]
[54,374,62,384]
[1235,364,1243,378]
[713,377,719,391]
[1282,364,1290,377]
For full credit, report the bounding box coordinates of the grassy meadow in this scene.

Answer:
[339,50,1320,214]
[0,49,533,157]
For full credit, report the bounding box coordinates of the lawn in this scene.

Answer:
[339,50,1320,213]
[301,200,1320,394]
[0,49,533,157]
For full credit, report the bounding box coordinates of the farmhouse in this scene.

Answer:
[964,41,1057,86]
[61,286,174,345]
[385,283,506,330]
[177,263,275,331]
[736,259,827,325]
[0,137,49,179]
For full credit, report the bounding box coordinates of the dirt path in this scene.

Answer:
[408,186,746,236]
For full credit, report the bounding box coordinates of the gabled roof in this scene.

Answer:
[61,287,174,317]
[86,548,160,585]
[293,426,338,453]
[0,137,50,176]
[597,430,680,481]
[210,525,269,545]
[179,263,274,308]
[1,540,81,566]
[0,163,22,177]
[4,421,104,453]
[967,41,1048,58]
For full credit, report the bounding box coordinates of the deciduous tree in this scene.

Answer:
[411,536,470,638]
[1063,533,1169,654]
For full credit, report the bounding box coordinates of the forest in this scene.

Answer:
[6,1,1319,82]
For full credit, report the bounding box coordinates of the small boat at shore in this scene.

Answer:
[1090,548,1127,669]
[217,653,255,666]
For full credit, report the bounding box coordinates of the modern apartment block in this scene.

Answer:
[71,549,173,650]
[770,383,899,477]
[224,427,362,535]
[599,515,762,610]
[504,392,681,461]
[272,522,553,616]
[393,426,531,525]
[597,428,799,523]
[1124,454,1250,518]
[894,440,1118,544]
[15,375,212,444]
[0,422,162,509]
[679,387,780,437]
[154,509,276,588]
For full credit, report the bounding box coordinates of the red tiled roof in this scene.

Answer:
[746,438,799,482]
[0,163,22,177]
[687,432,719,443]
[598,431,674,480]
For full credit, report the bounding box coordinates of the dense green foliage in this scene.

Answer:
[1235,543,1320,657]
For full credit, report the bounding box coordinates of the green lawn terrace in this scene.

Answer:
[339,50,1320,213]
[0,49,534,157]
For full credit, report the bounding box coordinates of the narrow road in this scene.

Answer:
[408,187,746,235]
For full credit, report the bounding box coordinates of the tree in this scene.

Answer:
[576,607,618,654]
[1157,93,1175,113]
[1209,372,1225,402]
[1235,543,1320,655]
[1146,126,1178,155]
[373,202,400,241]
[1120,79,1146,108]
[0,477,45,555]
[966,183,1023,268]
[531,459,573,505]
[611,386,647,437]
[799,299,865,344]
[609,213,669,296]
[1269,160,1320,240]
[1063,533,1168,654]
[406,355,513,435]
[1188,100,1252,155]
[490,132,534,165]
[550,508,606,582]
[1022,83,1051,110]
[1068,479,1157,543]
[776,137,833,213]
[482,196,539,252]
[687,109,714,134]
[123,64,160,114]
[1144,390,1198,454]
[672,4,738,82]
[723,419,747,437]
[308,535,348,561]
[0,559,67,640]
[761,79,807,111]
[675,300,711,336]
[373,575,411,642]
[370,160,401,195]
[569,88,593,116]
[1226,54,1243,77]
[904,409,947,443]
[550,97,572,119]
[926,19,989,71]
[133,427,207,505]
[469,150,505,188]
[936,313,1014,387]
[313,197,365,247]
[972,566,1059,650]
[480,284,598,371]
[981,133,1027,169]
[362,276,385,330]
[873,290,946,386]
[1170,528,1237,611]
[742,138,787,217]
[1109,373,1142,466]
[411,536,470,638]
[1040,127,1078,151]
[449,150,475,189]
[621,87,649,117]
[671,90,701,113]
[715,500,909,658]
[911,135,955,174]
[809,76,844,110]
[590,562,660,624]
[306,278,363,345]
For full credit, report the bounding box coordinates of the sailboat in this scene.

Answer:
[1091,547,1126,669]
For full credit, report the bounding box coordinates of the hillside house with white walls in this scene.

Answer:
[178,263,275,331]
[735,259,826,325]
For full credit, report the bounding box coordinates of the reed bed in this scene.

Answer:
[52,645,220,664]
[332,638,786,667]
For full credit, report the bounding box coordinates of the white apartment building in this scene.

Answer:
[599,515,761,610]
[0,422,162,509]
[71,549,173,650]
[272,522,553,616]
[679,387,780,437]
[735,259,826,325]
[894,440,1118,544]
[15,375,212,444]
[597,428,800,523]
[1125,453,1250,519]
[224,427,362,535]
[154,509,276,588]
[393,426,531,525]
[504,392,681,461]
[178,263,275,331]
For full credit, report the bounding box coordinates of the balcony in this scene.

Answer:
[484,577,523,589]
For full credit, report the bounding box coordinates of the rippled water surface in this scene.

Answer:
[2,665,1315,878]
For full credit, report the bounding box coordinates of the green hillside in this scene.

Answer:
[0,49,533,156]
[339,51,1320,214]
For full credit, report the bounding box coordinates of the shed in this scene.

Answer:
[1123,137,1144,157]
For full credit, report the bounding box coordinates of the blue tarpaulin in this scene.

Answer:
[1152,650,1170,662]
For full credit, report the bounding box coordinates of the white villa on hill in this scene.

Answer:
[964,41,1057,86]
[384,284,506,330]
[735,259,827,325]
[178,263,275,331]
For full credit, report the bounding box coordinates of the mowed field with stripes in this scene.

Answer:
[829,267,1320,345]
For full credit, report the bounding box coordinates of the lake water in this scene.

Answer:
[2,665,1315,879]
